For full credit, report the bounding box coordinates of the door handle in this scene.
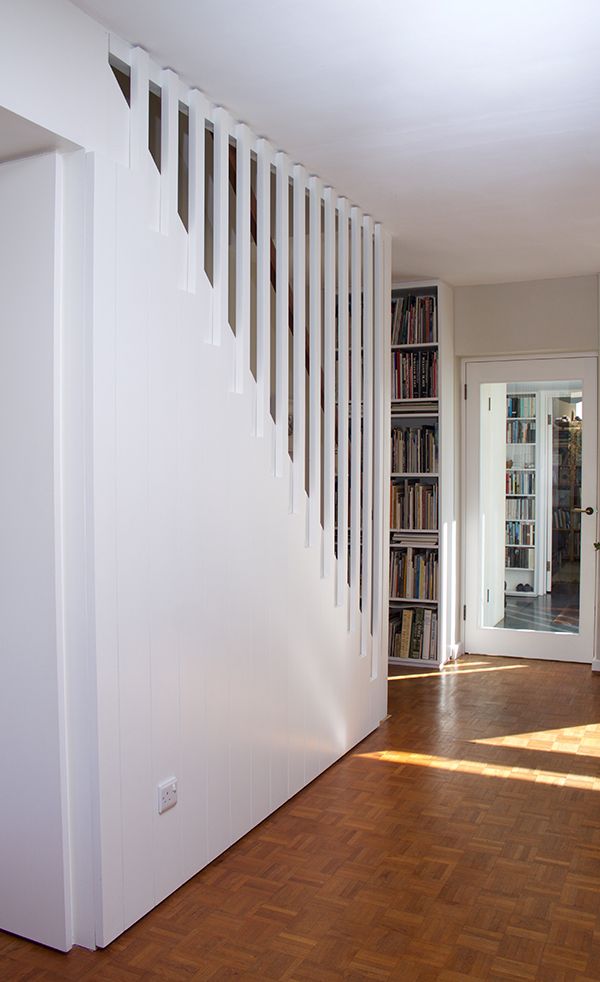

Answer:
[572,506,595,515]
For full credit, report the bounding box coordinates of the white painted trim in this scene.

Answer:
[322,188,336,577]
[255,139,272,438]
[275,151,290,477]
[187,90,208,296]
[292,165,307,515]
[336,198,350,610]
[235,123,251,395]
[308,176,322,550]
[212,107,231,346]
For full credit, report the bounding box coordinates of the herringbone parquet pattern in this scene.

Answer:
[3,655,600,980]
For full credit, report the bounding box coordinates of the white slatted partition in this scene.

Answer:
[275,152,290,477]
[255,139,272,437]
[361,217,374,657]
[212,108,230,345]
[350,207,363,623]
[235,124,251,394]
[187,90,207,296]
[292,165,306,513]
[336,198,350,609]
[83,37,394,951]
[323,188,336,577]
[308,176,322,548]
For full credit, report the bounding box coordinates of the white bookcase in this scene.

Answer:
[505,392,537,596]
[387,282,454,666]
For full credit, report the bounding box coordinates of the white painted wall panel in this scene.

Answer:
[0,0,128,163]
[0,153,71,951]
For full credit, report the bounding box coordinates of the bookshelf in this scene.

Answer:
[504,393,537,596]
[388,287,442,665]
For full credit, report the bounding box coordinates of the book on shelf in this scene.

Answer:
[391,350,438,401]
[391,424,438,474]
[507,420,536,443]
[389,607,438,661]
[391,531,438,549]
[507,394,535,418]
[391,294,437,346]
[390,480,438,530]
[400,609,413,659]
[389,548,438,600]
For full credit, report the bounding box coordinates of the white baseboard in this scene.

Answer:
[592,659,600,674]
[447,642,464,662]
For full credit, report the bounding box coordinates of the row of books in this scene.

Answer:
[553,508,579,530]
[507,420,536,444]
[506,521,535,545]
[391,351,438,401]
[390,480,438,530]
[391,425,438,473]
[389,607,438,661]
[391,295,437,346]
[506,548,535,569]
[506,471,535,495]
[507,395,535,419]
[506,498,535,519]
[390,548,438,600]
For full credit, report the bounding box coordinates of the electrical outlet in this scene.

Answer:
[157,777,177,814]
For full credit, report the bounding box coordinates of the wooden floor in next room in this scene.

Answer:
[3,654,600,981]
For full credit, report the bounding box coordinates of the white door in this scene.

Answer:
[464,356,598,662]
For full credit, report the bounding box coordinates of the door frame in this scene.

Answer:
[460,352,600,666]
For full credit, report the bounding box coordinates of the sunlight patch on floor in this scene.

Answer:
[357,748,600,790]
[472,723,600,757]
[388,663,527,682]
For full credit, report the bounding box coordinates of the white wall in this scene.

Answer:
[455,275,599,356]
[0,153,71,951]
[0,0,128,164]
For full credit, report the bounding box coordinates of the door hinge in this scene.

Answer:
[488,397,491,411]
[548,413,551,425]
[464,383,467,400]
[546,560,551,572]
[463,604,467,621]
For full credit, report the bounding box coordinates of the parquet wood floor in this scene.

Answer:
[3,655,600,981]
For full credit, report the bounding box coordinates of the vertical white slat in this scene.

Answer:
[275,152,290,477]
[308,177,322,549]
[212,107,231,345]
[381,230,393,682]
[323,188,337,577]
[129,47,150,170]
[371,222,385,678]
[160,68,179,235]
[187,89,208,294]
[256,139,272,438]
[336,198,350,609]
[235,123,251,394]
[292,164,306,513]
[350,206,363,626]
[361,217,374,658]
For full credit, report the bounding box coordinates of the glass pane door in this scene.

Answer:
[465,358,597,662]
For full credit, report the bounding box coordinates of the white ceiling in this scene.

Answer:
[70,0,600,286]
[0,107,77,164]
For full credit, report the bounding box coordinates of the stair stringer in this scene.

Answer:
[89,149,385,948]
